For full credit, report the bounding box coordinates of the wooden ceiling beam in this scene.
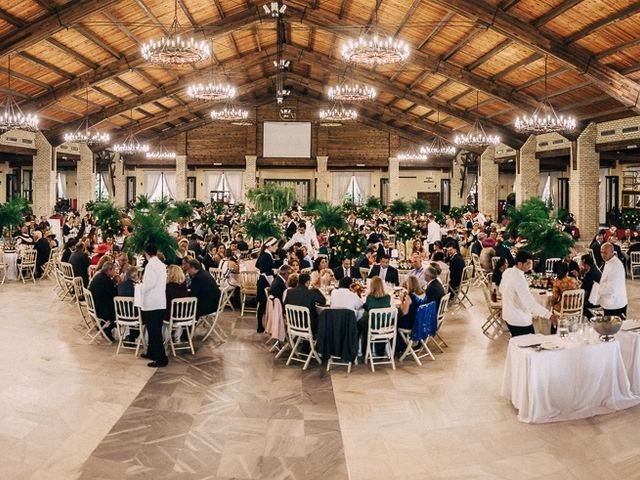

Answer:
[0,8,23,28]
[466,39,513,71]
[22,8,262,112]
[596,37,640,60]
[178,0,198,27]
[74,25,122,59]
[427,0,640,112]
[442,26,484,62]
[492,53,542,80]
[46,38,98,70]
[111,77,143,96]
[18,52,74,80]
[0,66,51,91]
[565,3,640,44]
[0,0,120,59]
[394,0,422,38]
[417,12,453,51]
[91,85,122,104]
[213,0,225,19]
[133,0,169,36]
[533,0,583,27]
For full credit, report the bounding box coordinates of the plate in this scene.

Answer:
[540,342,561,351]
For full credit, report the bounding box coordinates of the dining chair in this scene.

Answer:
[200,285,232,342]
[432,293,451,350]
[72,276,92,332]
[482,287,504,340]
[450,265,474,311]
[630,252,640,280]
[545,258,561,275]
[164,297,198,356]
[284,304,320,370]
[365,307,397,372]
[114,296,145,356]
[0,250,8,286]
[18,248,37,284]
[239,271,259,316]
[82,288,114,344]
[553,289,584,319]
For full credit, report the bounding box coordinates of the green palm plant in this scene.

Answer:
[244,211,282,240]
[388,199,410,216]
[505,197,549,238]
[518,219,574,259]
[93,200,123,238]
[410,198,430,214]
[165,200,194,225]
[246,186,295,213]
[312,202,347,233]
[134,194,151,210]
[365,195,382,210]
[0,198,28,233]
[125,209,178,264]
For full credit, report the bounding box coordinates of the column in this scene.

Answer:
[76,144,95,211]
[478,146,499,218]
[243,155,257,202]
[388,156,399,202]
[175,154,187,200]
[316,156,330,202]
[515,135,538,206]
[113,153,126,206]
[450,153,464,208]
[32,132,55,217]
[570,123,599,241]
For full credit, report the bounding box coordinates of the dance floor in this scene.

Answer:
[2,279,640,479]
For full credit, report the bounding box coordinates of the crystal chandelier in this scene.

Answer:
[319,103,357,126]
[141,0,210,66]
[0,56,39,132]
[187,82,236,101]
[64,88,110,146]
[398,144,428,161]
[263,1,286,17]
[112,110,149,155]
[210,104,249,122]
[420,113,456,157]
[514,56,576,135]
[327,83,376,102]
[146,145,176,160]
[454,91,500,148]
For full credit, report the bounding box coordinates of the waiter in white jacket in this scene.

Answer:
[598,242,628,318]
[139,244,168,368]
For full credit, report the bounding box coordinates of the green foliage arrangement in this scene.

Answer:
[432,211,446,225]
[199,209,219,232]
[449,206,466,220]
[311,202,347,233]
[505,197,549,238]
[244,211,282,240]
[395,220,420,241]
[134,194,151,210]
[304,198,324,214]
[247,185,295,213]
[125,209,178,264]
[518,221,575,259]
[621,209,640,229]
[152,197,170,214]
[165,200,194,225]
[356,205,374,221]
[410,198,430,214]
[365,195,382,210]
[93,201,123,238]
[388,199,410,216]
[333,230,367,261]
[0,198,28,232]
[232,202,246,215]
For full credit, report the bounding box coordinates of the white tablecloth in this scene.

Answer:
[501,333,640,423]
[618,321,640,395]
[4,252,17,281]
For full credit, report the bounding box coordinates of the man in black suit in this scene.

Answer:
[445,241,466,293]
[284,212,297,240]
[69,242,91,286]
[88,261,118,341]
[364,226,380,245]
[376,238,393,263]
[333,258,361,281]
[186,259,220,318]
[356,248,377,271]
[553,253,580,278]
[32,230,51,278]
[368,255,399,286]
[270,264,292,302]
[424,263,446,312]
[589,232,604,268]
[494,239,514,266]
[579,254,602,319]
[284,273,326,330]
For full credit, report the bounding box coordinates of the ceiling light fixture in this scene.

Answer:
[319,102,357,126]
[327,83,376,102]
[0,55,39,132]
[453,91,500,148]
[63,88,109,145]
[112,110,150,155]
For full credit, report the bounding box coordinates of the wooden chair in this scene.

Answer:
[284,304,320,370]
[482,287,504,340]
[114,296,145,356]
[432,293,451,350]
[240,271,259,316]
[40,247,60,280]
[164,297,198,356]
[201,285,233,342]
[450,265,474,311]
[18,248,37,284]
[553,289,584,320]
[83,288,114,343]
[364,308,397,372]
[72,276,92,331]
[630,252,640,280]
[471,253,490,287]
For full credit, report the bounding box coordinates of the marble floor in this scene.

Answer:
[1,278,640,480]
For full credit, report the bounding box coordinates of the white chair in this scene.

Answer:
[545,258,561,275]
[114,296,145,356]
[41,247,59,280]
[364,308,398,372]
[284,304,320,370]
[164,297,198,356]
[482,287,504,340]
[201,285,232,342]
[71,276,92,331]
[18,248,37,284]
[432,293,451,350]
[240,271,258,316]
[60,262,76,302]
[398,303,437,366]
[300,267,312,274]
[450,265,474,311]
[209,267,226,285]
[553,289,584,320]
[83,287,114,343]
[630,252,640,280]
[439,269,450,292]
[491,256,500,271]
[0,250,8,286]
[471,253,490,287]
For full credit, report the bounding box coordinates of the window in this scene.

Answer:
[126,176,136,205]
[380,178,389,206]
[56,172,67,200]
[343,175,364,206]
[22,169,33,203]
[96,172,109,201]
[541,174,554,209]
[441,178,451,213]
[605,176,619,212]
[557,178,569,211]
[264,179,310,205]
[187,176,196,199]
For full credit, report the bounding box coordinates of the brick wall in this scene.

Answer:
[570,123,600,240]
[478,146,498,218]
[515,135,539,206]
[32,132,54,217]
[76,144,95,212]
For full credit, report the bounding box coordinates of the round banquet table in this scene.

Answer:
[4,251,18,281]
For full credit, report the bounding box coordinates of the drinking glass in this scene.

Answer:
[557,318,570,338]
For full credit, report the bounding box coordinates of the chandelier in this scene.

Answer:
[210,104,249,122]
[146,145,176,160]
[327,83,376,102]
[112,110,149,155]
[398,144,428,161]
[263,1,286,17]
[187,82,236,101]
[514,56,576,135]
[342,35,409,65]
[454,91,500,148]
[273,59,290,70]
[64,89,109,146]
[0,56,39,132]
[421,136,456,157]
[141,0,209,66]
[319,103,357,126]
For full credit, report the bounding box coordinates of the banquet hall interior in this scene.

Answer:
[2,0,640,479]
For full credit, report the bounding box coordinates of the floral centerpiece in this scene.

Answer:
[397,259,413,270]
[395,220,420,242]
[621,209,640,229]
[199,209,219,232]
[92,201,124,238]
[333,230,367,260]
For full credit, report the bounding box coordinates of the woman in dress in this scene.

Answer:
[361,276,392,352]
[310,257,334,289]
[256,237,278,333]
[551,261,581,333]
[397,275,426,352]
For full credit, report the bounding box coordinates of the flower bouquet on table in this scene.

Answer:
[396,259,412,271]
[395,220,420,242]
[621,209,640,229]
[333,229,367,261]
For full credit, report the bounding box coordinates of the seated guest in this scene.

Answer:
[580,254,601,319]
[398,276,426,351]
[551,262,581,332]
[118,268,138,297]
[32,230,51,278]
[368,255,399,286]
[186,259,220,319]
[61,238,77,263]
[408,253,426,289]
[411,239,427,259]
[445,241,466,294]
[70,242,91,286]
[288,259,300,274]
[15,226,33,246]
[202,244,218,271]
[553,252,580,278]
[362,276,392,351]
[376,238,393,263]
[479,239,495,273]
[429,241,445,262]
[491,257,508,288]
[310,256,335,288]
[187,234,203,259]
[424,263,445,312]
[284,273,326,330]
[333,258,360,281]
[270,265,292,304]
[90,243,110,266]
[295,249,312,270]
[589,232,605,268]
[176,238,190,260]
[165,265,188,320]
[493,239,514,266]
[356,247,377,270]
[330,277,364,319]
[89,261,118,341]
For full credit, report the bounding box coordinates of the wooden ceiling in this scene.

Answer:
[2,0,640,152]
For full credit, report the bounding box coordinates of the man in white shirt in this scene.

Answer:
[499,250,557,337]
[425,214,441,253]
[283,222,317,256]
[598,242,628,317]
[330,277,364,320]
[139,244,168,367]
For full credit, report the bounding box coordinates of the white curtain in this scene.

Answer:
[332,172,354,205]
[225,172,243,203]
[354,172,371,201]
[56,172,66,199]
[206,172,222,199]
[163,172,176,200]
[145,172,163,200]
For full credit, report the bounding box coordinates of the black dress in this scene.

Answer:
[256,250,275,332]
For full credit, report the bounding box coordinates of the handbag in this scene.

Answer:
[588,282,600,306]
